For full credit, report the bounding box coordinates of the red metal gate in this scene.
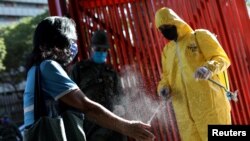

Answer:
[48,0,250,140]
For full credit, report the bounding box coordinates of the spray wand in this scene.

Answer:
[147,77,239,124]
[147,102,164,124]
[208,78,238,102]
[147,91,171,124]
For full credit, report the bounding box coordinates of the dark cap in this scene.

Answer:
[91,30,110,48]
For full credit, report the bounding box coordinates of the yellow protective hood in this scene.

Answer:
[155,7,193,40]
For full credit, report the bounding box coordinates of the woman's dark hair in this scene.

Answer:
[25,16,77,72]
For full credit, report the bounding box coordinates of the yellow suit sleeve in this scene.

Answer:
[195,29,231,75]
[157,45,170,95]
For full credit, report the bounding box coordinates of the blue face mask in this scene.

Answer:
[70,42,78,59]
[92,51,107,64]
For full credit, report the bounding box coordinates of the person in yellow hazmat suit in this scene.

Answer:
[155,7,231,141]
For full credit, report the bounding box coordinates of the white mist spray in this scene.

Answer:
[116,65,174,126]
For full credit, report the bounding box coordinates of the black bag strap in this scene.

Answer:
[34,64,47,121]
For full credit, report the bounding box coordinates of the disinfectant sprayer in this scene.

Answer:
[147,91,171,124]
[147,102,163,124]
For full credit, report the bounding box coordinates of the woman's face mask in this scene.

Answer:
[159,25,178,41]
[70,42,78,59]
[62,42,78,66]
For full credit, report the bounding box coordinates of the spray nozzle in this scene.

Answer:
[147,102,163,125]
[208,78,238,102]
[146,89,173,125]
[226,90,238,102]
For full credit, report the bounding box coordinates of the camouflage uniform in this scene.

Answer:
[71,60,126,141]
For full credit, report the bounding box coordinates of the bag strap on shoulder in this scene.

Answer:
[34,64,48,121]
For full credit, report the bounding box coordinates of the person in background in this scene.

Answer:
[155,7,231,141]
[0,115,22,141]
[70,30,126,141]
[23,16,154,141]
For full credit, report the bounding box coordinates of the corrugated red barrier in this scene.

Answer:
[48,0,250,140]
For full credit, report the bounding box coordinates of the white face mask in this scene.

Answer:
[70,42,78,59]
[62,42,78,66]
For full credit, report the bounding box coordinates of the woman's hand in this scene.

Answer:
[124,121,155,141]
